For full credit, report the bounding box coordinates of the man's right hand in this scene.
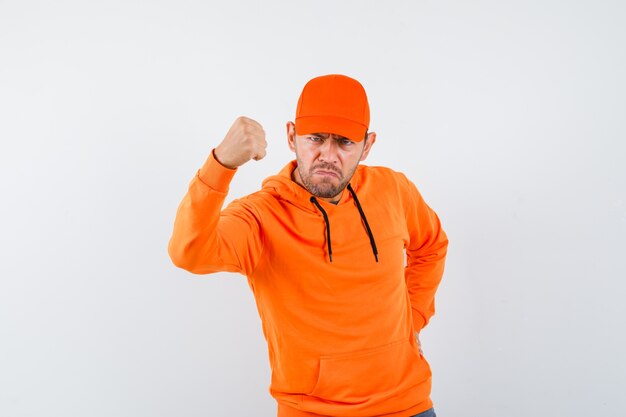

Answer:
[214,116,268,169]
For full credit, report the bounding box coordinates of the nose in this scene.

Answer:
[319,138,339,163]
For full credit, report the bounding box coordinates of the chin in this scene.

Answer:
[312,183,345,199]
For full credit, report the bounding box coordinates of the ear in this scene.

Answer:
[286,121,297,153]
[359,131,377,161]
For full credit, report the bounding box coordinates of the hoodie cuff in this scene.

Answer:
[196,149,237,193]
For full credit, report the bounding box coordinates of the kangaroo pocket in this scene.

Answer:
[308,337,429,405]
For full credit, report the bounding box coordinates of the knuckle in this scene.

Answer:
[242,124,253,136]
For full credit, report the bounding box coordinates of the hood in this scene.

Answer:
[260,160,377,263]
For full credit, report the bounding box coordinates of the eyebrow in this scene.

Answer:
[310,132,350,141]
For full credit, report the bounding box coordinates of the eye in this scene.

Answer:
[309,136,323,142]
[341,138,354,146]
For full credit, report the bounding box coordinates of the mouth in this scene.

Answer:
[314,170,340,179]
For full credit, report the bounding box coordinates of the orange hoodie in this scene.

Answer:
[168,151,448,417]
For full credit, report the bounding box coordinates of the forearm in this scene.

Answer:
[168,150,239,273]
[406,238,447,331]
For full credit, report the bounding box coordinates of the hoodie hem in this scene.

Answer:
[276,398,433,417]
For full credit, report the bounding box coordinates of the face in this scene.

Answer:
[286,122,376,202]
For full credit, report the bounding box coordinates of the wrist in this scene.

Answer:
[213,148,238,170]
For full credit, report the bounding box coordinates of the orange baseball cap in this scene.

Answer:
[295,74,370,142]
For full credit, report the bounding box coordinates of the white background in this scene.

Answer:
[1,1,625,416]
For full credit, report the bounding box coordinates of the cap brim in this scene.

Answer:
[295,115,367,142]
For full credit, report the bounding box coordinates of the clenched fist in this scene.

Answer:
[214,116,268,169]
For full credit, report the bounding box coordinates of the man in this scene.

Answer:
[168,74,448,417]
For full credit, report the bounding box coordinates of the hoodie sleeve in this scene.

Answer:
[167,150,264,275]
[403,176,449,332]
